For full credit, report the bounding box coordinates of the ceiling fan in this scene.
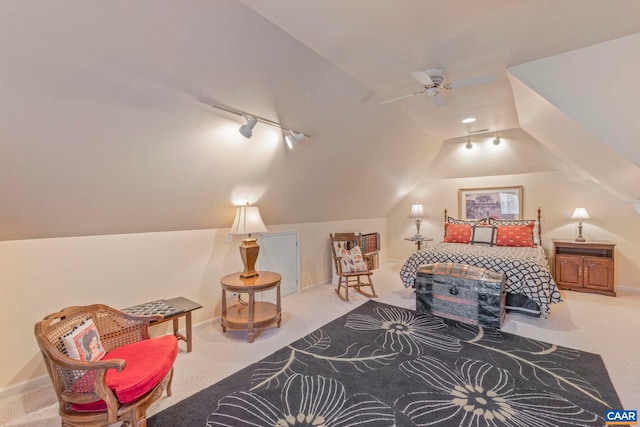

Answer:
[380,67,496,108]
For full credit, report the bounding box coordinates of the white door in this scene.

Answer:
[257,231,299,301]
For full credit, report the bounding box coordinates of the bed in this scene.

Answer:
[400,208,562,317]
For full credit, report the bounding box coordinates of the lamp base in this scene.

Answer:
[575,222,586,242]
[414,219,423,239]
[239,238,260,278]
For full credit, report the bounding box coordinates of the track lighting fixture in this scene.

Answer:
[285,130,305,149]
[465,138,473,149]
[207,103,310,146]
[239,115,258,139]
[493,131,501,145]
[446,127,518,145]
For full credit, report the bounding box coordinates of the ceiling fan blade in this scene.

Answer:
[380,90,424,105]
[447,74,496,89]
[430,93,448,108]
[411,71,434,87]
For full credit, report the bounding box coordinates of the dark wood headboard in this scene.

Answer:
[443,207,542,243]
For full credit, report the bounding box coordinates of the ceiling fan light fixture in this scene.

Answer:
[426,87,439,98]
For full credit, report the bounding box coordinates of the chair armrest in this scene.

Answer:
[55,354,126,372]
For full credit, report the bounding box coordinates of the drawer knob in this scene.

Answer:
[479,294,487,302]
[449,286,459,296]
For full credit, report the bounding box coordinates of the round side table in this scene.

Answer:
[404,236,434,250]
[220,271,281,343]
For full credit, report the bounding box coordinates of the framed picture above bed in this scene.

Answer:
[458,186,523,220]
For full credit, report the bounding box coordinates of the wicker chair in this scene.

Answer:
[34,304,178,427]
[330,233,377,301]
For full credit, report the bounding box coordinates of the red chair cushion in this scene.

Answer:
[71,335,178,411]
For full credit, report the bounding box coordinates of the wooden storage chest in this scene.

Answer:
[414,262,506,329]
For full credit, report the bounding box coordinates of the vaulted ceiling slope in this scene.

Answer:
[2,1,639,241]
[508,33,640,201]
[0,0,437,240]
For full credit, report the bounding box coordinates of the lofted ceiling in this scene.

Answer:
[241,0,640,140]
[1,1,639,240]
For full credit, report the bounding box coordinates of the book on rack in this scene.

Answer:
[361,232,380,254]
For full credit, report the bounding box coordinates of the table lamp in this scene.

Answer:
[229,203,268,278]
[410,203,425,238]
[570,207,591,242]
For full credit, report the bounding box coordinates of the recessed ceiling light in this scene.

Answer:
[461,117,476,124]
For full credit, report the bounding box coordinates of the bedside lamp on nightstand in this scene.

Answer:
[410,203,426,238]
[571,207,591,242]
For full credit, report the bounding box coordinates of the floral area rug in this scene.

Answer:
[149,300,622,426]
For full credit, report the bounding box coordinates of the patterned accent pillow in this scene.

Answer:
[470,225,497,246]
[61,318,106,361]
[444,223,472,244]
[446,217,487,225]
[338,245,368,273]
[489,218,540,245]
[496,223,535,247]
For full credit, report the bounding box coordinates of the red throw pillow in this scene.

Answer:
[496,223,535,247]
[444,223,471,244]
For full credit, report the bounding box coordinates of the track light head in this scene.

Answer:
[465,137,472,149]
[285,130,305,149]
[239,116,258,138]
[493,131,501,145]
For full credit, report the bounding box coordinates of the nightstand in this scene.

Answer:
[405,236,433,250]
[553,239,615,296]
[220,271,282,342]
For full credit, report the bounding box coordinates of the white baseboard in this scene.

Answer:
[615,285,640,293]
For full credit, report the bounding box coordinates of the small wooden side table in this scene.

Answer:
[220,271,282,343]
[405,236,434,250]
[123,296,202,352]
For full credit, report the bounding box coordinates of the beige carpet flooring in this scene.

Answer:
[2,260,639,426]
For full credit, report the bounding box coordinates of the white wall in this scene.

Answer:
[387,170,640,291]
[0,217,386,390]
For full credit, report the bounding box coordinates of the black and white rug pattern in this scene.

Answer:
[150,301,621,426]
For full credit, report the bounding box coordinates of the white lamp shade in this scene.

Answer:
[570,208,591,221]
[229,205,268,236]
[410,203,425,218]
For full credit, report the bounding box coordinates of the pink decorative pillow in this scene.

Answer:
[61,318,106,361]
[496,223,535,247]
[444,223,471,244]
[338,245,368,272]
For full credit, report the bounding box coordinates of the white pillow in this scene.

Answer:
[470,225,497,246]
[61,318,106,361]
[338,245,368,273]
